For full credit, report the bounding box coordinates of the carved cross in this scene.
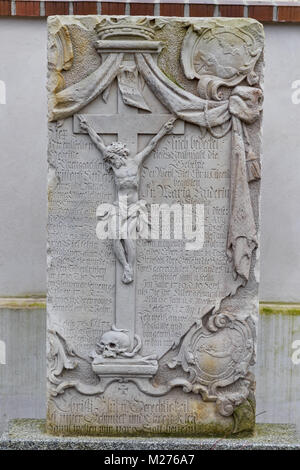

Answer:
[74,83,185,341]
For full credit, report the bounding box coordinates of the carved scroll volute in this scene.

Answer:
[168,312,256,416]
[181,20,264,100]
[47,17,73,119]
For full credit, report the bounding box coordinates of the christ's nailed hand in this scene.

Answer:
[164,117,176,133]
[78,115,88,130]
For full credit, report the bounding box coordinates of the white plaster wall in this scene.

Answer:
[0,308,46,434]
[256,312,300,429]
[261,24,300,302]
[0,18,47,296]
[0,18,299,300]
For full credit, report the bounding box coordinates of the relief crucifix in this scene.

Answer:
[78,114,176,284]
[73,78,184,341]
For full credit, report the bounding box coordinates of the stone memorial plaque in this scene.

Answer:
[47,15,264,436]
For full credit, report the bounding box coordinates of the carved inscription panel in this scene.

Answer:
[136,125,236,357]
[48,117,116,353]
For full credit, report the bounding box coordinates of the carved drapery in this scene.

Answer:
[48,52,124,121]
[49,50,262,285]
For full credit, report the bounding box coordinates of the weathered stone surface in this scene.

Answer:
[47,15,264,436]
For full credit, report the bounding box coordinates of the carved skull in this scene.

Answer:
[97,330,131,358]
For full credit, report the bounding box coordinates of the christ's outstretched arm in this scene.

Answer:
[134,117,177,167]
[78,115,107,155]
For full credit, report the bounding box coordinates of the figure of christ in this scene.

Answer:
[79,115,176,284]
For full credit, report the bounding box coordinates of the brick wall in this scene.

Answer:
[1,0,300,23]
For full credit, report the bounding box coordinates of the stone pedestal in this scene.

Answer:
[1,420,299,450]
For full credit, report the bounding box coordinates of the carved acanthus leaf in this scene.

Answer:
[47,17,74,120]
[47,329,77,392]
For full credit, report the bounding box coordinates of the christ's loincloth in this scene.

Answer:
[97,199,150,240]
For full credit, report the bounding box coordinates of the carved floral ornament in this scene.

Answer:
[47,16,263,420]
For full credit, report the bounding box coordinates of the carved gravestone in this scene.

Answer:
[47,15,264,436]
